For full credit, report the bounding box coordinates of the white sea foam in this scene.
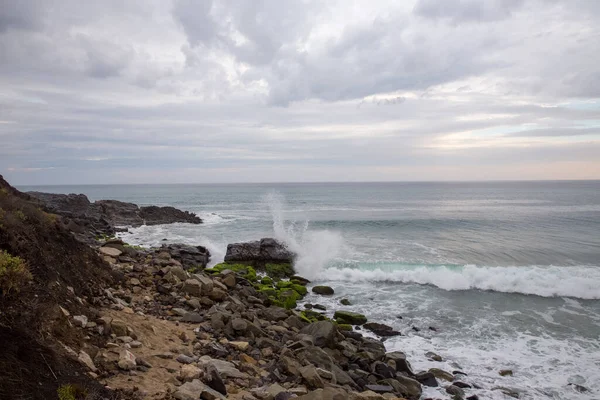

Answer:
[319,264,600,299]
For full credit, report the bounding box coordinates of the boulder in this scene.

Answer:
[224,238,295,264]
[99,247,122,257]
[392,375,423,400]
[386,351,414,376]
[425,351,443,362]
[334,311,367,325]
[198,356,247,379]
[164,243,210,270]
[183,279,202,296]
[415,371,438,387]
[429,368,454,382]
[446,385,465,398]
[300,321,337,348]
[205,364,227,396]
[312,286,334,295]
[262,306,289,321]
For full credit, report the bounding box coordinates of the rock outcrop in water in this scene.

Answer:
[224,238,295,265]
[28,191,202,241]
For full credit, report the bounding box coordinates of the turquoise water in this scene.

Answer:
[20,181,600,399]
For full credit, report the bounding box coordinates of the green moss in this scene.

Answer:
[14,210,27,221]
[0,250,32,296]
[261,276,273,285]
[264,263,295,280]
[336,323,353,331]
[333,310,367,325]
[300,310,330,323]
[208,263,257,282]
[257,285,277,297]
[290,284,308,295]
[278,288,300,309]
[276,280,294,289]
[291,278,308,286]
[57,384,87,400]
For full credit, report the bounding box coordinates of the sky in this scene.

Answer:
[1,0,600,185]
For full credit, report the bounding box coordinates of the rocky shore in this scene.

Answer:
[0,177,492,400]
[28,191,202,244]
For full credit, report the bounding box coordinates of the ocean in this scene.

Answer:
[19,181,600,399]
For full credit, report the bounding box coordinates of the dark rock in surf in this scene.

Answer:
[363,322,401,337]
[312,286,334,295]
[224,238,295,265]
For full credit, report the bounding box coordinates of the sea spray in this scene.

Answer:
[264,191,347,279]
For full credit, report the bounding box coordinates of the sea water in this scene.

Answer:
[20,181,600,399]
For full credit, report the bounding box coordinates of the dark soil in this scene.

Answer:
[0,175,127,399]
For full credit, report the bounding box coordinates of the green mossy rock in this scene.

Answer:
[208,263,257,282]
[336,323,353,331]
[340,298,351,306]
[291,284,308,295]
[261,276,273,285]
[265,263,295,280]
[276,280,294,289]
[300,310,330,323]
[257,285,277,297]
[334,310,367,325]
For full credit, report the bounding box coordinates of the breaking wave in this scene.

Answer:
[320,263,600,299]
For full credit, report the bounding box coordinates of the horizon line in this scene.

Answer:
[13,178,600,187]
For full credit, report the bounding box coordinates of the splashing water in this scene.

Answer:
[263,191,346,279]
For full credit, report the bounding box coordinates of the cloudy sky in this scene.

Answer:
[1,0,599,185]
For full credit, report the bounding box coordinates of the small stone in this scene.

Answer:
[446,384,465,398]
[499,369,513,377]
[73,315,88,328]
[130,278,141,286]
[221,273,236,288]
[425,351,443,362]
[100,247,122,257]
[240,354,257,365]
[340,298,351,305]
[230,341,250,351]
[130,340,143,348]
[180,364,202,381]
[111,319,129,336]
[453,381,472,389]
[176,354,196,364]
[118,349,136,370]
[231,318,248,332]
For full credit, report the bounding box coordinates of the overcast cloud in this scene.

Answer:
[1,0,599,184]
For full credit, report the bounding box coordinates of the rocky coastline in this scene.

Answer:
[28,191,203,244]
[0,179,492,400]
